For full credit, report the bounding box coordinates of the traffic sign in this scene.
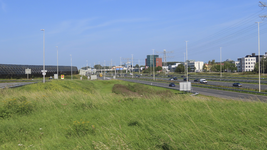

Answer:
[42,72,46,76]
[25,68,31,74]
[41,70,47,73]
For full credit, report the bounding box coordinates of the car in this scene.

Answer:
[49,76,53,80]
[233,83,242,87]
[169,83,175,87]
[194,79,199,82]
[181,75,185,78]
[200,79,207,84]
[184,78,189,81]
[173,77,177,80]
[168,75,173,77]
[169,78,174,81]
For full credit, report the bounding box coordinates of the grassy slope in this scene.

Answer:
[0,80,267,149]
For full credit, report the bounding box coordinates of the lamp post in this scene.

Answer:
[256,22,261,92]
[56,46,58,79]
[41,29,45,83]
[132,54,134,78]
[70,54,73,80]
[220,47,222,80]
[152,50,155,80]
[186,41,188,82]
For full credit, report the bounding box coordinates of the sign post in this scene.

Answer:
[41,70,47,82]
[25,68,31,79]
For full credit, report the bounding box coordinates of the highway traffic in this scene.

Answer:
[136,76,267,90]
[117,78,267,102]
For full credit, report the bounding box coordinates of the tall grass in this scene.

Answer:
[0,80,266,149]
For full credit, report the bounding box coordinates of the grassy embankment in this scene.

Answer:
[0,80,267,149]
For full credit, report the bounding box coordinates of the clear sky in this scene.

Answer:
[1,0,267,68]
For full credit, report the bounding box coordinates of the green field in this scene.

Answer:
[0,80,267,149]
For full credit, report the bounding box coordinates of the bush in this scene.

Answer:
[0,96,34,119]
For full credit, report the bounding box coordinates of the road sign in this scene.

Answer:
[42,72,46,76]
[41,70,47,73]
[54,74,58,79]
[179,82,191,91]
[25,68,31,74]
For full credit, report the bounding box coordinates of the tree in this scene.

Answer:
[155,66,162,71]
[143,69,150,73]
[223,61,237,72]
[134,64,139,68]
[175,64,184,73]
[94,64,102,69]
[203,64,207,72]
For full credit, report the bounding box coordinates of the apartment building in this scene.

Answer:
[236,53,267,72]
[188,60,204,72]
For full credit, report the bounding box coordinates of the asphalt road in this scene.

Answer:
[138,76,267,90]
[0,82,35,89]
[118,78,267,102]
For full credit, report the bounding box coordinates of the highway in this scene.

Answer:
[117,78,267,102]
[0,82,36,89]
[137,76,267,90]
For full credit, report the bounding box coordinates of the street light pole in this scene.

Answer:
[186,41,188,82]
[56,46,58,79]
[132,54,133,78]
[256,22,261,92]
[104,60,106,80]
[220,47,222,79]
[184,52,185,77]
[153,49,155,81]
[41,29,45,83]
[70,54,72,80]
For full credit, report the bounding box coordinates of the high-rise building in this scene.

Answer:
[145,55,162,68]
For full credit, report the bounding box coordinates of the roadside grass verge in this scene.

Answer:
[0,80,267,149]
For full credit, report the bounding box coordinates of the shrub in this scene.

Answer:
[0,96,34,119]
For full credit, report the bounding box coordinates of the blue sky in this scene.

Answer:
[1,0,267,68]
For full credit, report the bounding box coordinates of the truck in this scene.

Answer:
[200,79,207,84]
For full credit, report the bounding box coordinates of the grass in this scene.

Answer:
[0,79,267,149]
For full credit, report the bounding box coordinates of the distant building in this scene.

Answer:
[168,63,181,72]
[236,52,267,72]
[145,55,162,68]
[188,60,204,72]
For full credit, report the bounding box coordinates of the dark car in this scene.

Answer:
[169,83,175,87]
[173,77,177,80]
[184,78,189,81]
[233,83,242,87]
[194,79,199,82]
[168,75,173,77]
[181,75,185,78]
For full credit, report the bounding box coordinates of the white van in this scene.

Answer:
[200,79,207,84]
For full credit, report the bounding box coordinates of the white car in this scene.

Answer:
[200,79,207,84]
